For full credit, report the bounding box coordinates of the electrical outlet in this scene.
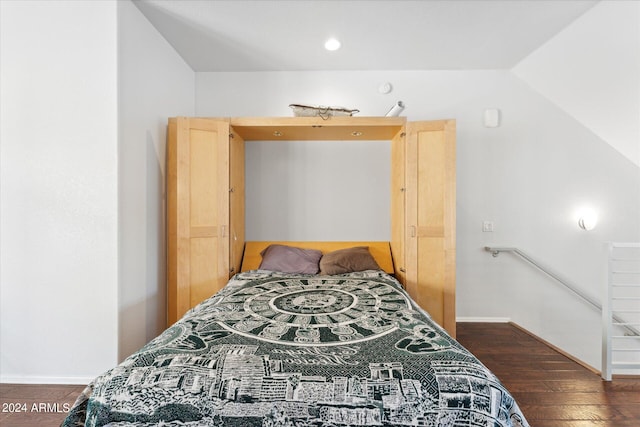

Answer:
[482,221,494,232]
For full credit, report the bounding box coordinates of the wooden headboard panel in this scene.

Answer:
[241,241,395,274]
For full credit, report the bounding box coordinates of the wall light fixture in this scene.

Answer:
[324,38,341,51]
[578,208,598,231]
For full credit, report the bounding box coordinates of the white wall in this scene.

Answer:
[196,67,639,369]
[0,1,119,383]
[506,0,640,367]
[0,0,196,383]
[117,1,195,361]
[245,140,390,241]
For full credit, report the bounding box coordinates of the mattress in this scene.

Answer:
[62,270,529,426]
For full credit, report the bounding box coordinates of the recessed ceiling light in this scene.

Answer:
[324,38,341,51]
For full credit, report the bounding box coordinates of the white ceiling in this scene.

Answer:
[134,0,598,72]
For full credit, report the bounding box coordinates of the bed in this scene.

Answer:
[62,242,528,427]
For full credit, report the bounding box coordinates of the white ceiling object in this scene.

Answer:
[133,0,597,72]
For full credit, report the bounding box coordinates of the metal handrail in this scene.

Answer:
[484,246,640,338]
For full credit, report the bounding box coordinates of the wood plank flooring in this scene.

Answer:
[0,383,85,426]
[456,322,640,427]
[1,322,638,426]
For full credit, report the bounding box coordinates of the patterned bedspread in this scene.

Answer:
[62,270,529,427]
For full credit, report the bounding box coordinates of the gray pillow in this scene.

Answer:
[319,246,380,275]
[259,244,322,274]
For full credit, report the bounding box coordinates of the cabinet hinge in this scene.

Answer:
[229,187,235,193]
[229,133,235,139]
[400,132,406,138]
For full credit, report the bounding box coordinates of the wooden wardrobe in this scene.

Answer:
[167,116,456,336]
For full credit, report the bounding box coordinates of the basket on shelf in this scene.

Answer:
[289,104,359,119]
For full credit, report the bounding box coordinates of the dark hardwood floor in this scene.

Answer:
[456,322,640,427]
[1,322,638,426]
[0,383,85,426]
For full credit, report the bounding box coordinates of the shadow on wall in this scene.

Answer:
[147,131,166,340]
[117,131,167,362]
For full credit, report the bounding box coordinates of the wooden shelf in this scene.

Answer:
[229,116,406,141]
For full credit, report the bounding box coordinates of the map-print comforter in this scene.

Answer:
[62,270,529,426]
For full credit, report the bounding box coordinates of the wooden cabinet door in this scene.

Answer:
[229,126,245,277]
[167,118,230,326]
[390,126,407,286]
[405,120,456,336]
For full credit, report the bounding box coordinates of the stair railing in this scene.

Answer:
[484,245,640,380]
[602,242,640,380]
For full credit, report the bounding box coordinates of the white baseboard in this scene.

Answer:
[1,376,92,385]
[456,317,511,323]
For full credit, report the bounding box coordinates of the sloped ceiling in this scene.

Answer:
[513,1,640,167]
[134,0,597,71]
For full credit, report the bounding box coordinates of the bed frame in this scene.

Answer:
[240,241,395,274]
